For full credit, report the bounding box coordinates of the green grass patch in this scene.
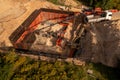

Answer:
[0,50,120,80]
[47,0,64,5]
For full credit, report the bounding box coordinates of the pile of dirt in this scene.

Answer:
[80,20,120,67]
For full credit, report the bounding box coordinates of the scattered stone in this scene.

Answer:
[87,69,93,74]
[65,58,73,64]
[73,58,85,66]
[40,56,48,61]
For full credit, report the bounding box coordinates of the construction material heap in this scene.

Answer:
[9,8,88,57]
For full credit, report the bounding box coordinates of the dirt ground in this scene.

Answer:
[0,0,81,46]
[0,0,120,67]
[0,0,59,46]
[112,12,120,20]
[80,20,120,67]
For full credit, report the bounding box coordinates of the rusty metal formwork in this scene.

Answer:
[9,8,87,57]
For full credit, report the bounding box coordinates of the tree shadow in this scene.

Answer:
[92,63,120,80]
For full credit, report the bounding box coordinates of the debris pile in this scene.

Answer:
[81,20,120,67]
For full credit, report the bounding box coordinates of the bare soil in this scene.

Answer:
[0,0,59,46]
[0,0,120,67]
[81,20,120,67]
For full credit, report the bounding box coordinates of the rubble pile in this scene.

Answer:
[81,20,120,67]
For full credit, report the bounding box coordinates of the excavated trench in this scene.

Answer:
[0,0,120,67]
[1,19,120,67]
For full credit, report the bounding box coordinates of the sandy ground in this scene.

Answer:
[112,12,120,20]
[0,0,59,46]
[0,0,120,67]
